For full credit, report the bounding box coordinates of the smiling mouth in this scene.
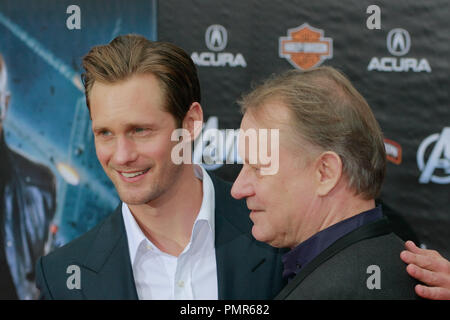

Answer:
[119,168,150,178]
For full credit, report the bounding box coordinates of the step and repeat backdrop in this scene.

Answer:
[157,0,449,257]
[0,0,448,299]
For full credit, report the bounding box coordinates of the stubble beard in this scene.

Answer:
[112,163,184,206]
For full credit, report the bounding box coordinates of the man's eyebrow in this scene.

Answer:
[125,122,159,130]
[92,122,159,133]
[92,126,108,133]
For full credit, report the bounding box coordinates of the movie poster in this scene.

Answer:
[0,0,156,299]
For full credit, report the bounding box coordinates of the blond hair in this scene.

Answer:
[82,34,200,126]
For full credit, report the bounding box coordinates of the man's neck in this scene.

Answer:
[292,186,376,248]
[128,165,204,257]
[318,196,376,233]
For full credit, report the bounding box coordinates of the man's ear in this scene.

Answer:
[315,151,343,197]
[182,102,203,142]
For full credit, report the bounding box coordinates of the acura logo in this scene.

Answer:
[205,24,228,52]
[387,28,411,56]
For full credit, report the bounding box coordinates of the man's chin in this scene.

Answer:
[121,198,147,205]
[251,226,282,247]
[251,226,268,243]
[117,192,156,205]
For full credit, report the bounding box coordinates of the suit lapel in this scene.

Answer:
[215,212,251,299]
[80,206,138,299]
[275,217,392,300]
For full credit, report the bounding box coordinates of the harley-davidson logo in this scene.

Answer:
[279,23,333,70]
[384,138,403,165]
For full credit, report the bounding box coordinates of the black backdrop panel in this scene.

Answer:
[158,0,450,258]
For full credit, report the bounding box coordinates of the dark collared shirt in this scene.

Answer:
[282,206,383,281]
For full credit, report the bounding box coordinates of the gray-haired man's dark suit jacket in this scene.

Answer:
[275,218,420,300]
[35,175,286,299]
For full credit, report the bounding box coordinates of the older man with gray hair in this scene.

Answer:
[232,66,424,299]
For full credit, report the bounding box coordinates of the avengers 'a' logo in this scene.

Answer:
[417,127,450,184]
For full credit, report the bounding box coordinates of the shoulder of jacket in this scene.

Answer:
[41,212,115,267]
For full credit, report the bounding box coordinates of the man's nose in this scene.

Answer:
[112,136,138,166]
[231,167,254,200]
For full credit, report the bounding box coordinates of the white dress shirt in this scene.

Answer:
[122,165,218,300]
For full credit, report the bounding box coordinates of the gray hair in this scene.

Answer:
[239,66,386,200]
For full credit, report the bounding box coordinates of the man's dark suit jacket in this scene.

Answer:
[35,175,286,299]
[275,218,419,300]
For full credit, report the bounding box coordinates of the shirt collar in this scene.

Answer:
[122,202,147,264]
[122,164,215,263]
[282,205,383,280]
[193,164,216,241]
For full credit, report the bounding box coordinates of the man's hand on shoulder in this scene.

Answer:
[401,241,450,300]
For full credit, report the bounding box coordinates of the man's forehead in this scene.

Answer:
[240,101,319,160]
[241,101,293,132]
[240,106,284,152]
